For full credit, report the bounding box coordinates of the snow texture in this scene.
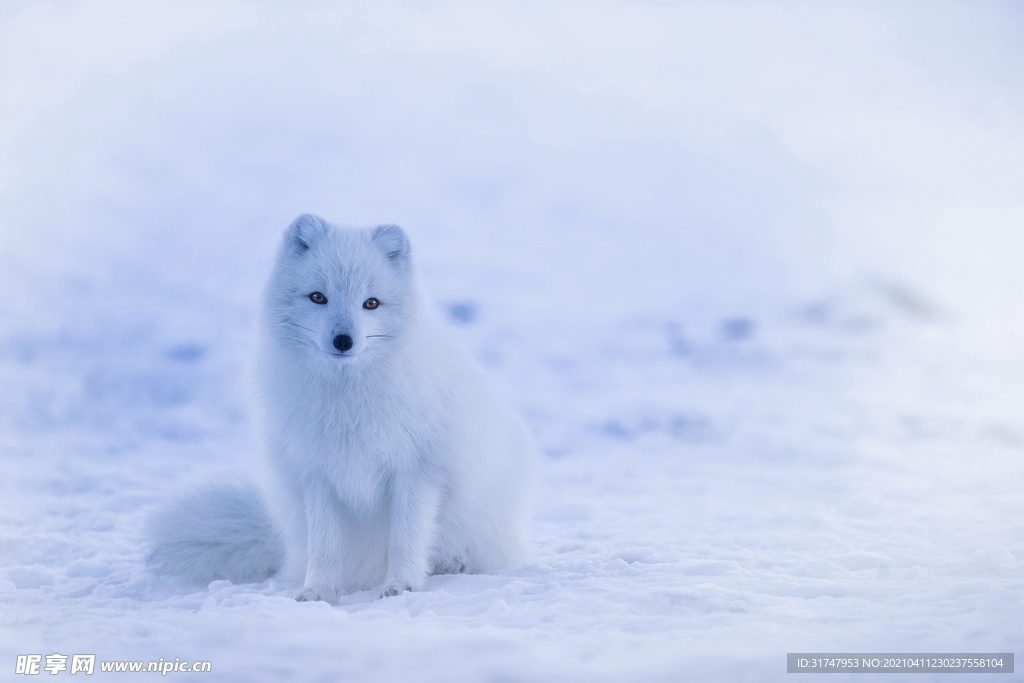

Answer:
[1,1,1023,680]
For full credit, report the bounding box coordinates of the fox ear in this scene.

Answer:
[371,224,410,264]
[285,214,329,253]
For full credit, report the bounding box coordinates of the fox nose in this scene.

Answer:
[333,334,354,352]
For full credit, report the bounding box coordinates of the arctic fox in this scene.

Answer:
[148,215,535,601]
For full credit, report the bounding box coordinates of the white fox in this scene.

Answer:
[148,215,535,601]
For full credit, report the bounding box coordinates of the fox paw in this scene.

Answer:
[432,558,466,575]
[379,580,412,598]
[295,586,337,604]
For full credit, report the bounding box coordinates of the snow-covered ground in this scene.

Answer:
[2,1,1023,680]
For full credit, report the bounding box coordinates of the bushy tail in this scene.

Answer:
[146,482,284,585]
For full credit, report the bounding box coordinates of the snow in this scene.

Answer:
[2,1,1024,680]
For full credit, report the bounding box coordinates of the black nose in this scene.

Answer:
[333,334,353,352]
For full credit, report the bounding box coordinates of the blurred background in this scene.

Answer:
[2,1,1023,337]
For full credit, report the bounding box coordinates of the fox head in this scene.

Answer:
[264,214,415,364]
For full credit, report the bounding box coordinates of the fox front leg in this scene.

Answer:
[295,482,345,604]
[379,478,441,598]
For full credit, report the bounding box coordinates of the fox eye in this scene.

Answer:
[363,297,379,310]
[309,292,327,305]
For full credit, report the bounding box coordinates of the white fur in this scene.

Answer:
[147,215,535,601]
[146,483,284,585]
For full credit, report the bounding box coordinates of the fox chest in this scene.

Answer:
[277,377,444,509]
[310,415,426,511]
